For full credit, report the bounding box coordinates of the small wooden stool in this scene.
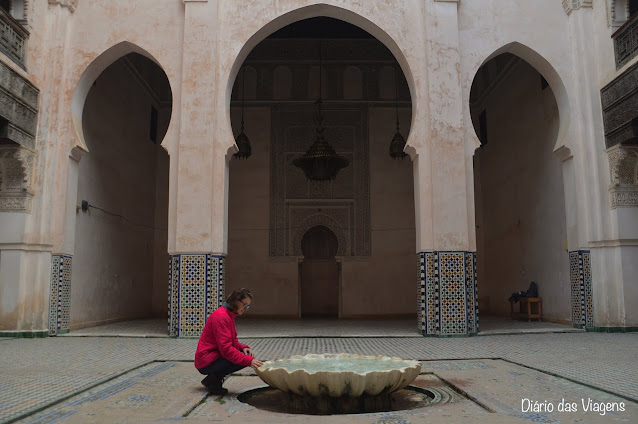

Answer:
[510,297,542,322]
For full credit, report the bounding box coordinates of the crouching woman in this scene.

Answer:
[195,288,264,395]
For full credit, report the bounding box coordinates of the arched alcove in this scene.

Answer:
[469,49,571,326]
[71,49,172,331]
[225,16,415,321]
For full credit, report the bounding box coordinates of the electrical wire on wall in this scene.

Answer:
[77,200,167,231]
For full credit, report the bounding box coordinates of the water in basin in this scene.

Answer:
[269,356,418,374]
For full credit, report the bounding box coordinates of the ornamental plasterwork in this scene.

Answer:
[0,145,36,212]
[48,0,78,12]
[563,0,593,14]
[290,211,350,257]
[607,144,638,208]
[269,105,370,258]
[607,0,632,28]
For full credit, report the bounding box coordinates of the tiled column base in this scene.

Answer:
[418,251,478,337]
[570,250,593,329]
[49,255,72,336]
[168,254,225,337]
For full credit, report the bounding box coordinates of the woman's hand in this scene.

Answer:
[250,358,264,369]
[243,347,254,356]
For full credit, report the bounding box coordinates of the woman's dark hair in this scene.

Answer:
[226,288,252,312]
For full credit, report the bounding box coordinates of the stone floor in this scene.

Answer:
[0,320,635,424]
[61,316,581,338]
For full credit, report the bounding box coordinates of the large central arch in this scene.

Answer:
[224,4,419,157]
[224,12,417,321]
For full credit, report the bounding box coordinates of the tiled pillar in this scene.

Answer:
[168,254,225,337]
[49,255,72,336]
[570,250,593,329]
[418,251,478,336]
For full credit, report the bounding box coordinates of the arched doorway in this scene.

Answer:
[71,51,172,331]
[469,51,572,327]
[226,17,415,322]
[300,225,340,318]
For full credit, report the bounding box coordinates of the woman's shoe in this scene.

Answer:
[205,384,228,395]
[201,375,228,395]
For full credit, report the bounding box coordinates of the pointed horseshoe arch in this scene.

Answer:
[224,4,418,157]
[471,42,571,154]
[71,41,173,155]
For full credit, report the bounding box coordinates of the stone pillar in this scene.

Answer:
[167,0,226,337]
[416,1,477,336]
[418,251,478,336]
[43,1,82,336]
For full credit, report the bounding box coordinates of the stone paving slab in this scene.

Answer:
[1,333,637,423]
[19,361,637,424]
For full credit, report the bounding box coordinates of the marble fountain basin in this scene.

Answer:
[255,353,422,398]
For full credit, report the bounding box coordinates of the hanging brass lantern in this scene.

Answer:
[389,65,408,159]
[234,66,251,159]
[293,99,349,181]
[389,119,408,159]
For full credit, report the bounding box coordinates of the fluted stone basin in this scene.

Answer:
[256,353,422,398]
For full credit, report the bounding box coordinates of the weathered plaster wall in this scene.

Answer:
[0,250,50,331]
[226,107,299,317]
[340,107,415,317]
[72,60,169,328]
[473,60,569,321]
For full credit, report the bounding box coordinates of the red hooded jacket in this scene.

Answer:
[194,305,253,369]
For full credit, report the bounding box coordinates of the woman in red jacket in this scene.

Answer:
[195,288,264,395]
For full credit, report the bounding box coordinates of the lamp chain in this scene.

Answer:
[241,66,246,132]
[395,65,400,131]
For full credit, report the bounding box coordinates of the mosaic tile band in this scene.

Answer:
[569,250,594,329]
[168,254,225,337]
[418,251,478,336]
[49,255,72,336]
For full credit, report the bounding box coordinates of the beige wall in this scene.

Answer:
[72,60,169,328]
[473,60,570,321]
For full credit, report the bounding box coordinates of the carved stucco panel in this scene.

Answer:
[563,0,593,14]
[269,105,370,257]
[289,209,351,257]
[48,0,78,12]
[607,144,638,208]
[0,145,36,212]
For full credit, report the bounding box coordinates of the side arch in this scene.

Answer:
[469,41,571,154]
[71,41,173,154]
